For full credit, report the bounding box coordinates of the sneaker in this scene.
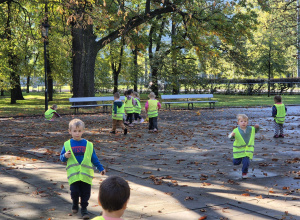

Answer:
[124,121,129,125]
[242,173,248,179]
[133,120,138,124]
[110,131,116,134]
[153,128,158,132]
[71,203,79,214]
[279,134,284,138]
[273,135,279,138]
[81,209,90,219]
[124,128,127,135]
[140,118,144,123]
[128,124,134,127]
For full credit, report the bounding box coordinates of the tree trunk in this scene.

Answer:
[47,51,53,101]
[133,48,138,92]
[171,18,179,94]
[72,24,98,97]
[1,90,4,96]
[26,76,30,93]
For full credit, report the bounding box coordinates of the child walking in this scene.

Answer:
[228,114,259,179]
[91,176,130,220]
[60,119,106,219]
[145,92,161,132]
[133,91,144,123]
[272,95,287,138]
[45,104,61,121]
[124,89,134,127]
[110,92,127,135]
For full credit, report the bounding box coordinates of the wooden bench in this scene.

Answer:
[161,94,217,110]
[69,96,125,114]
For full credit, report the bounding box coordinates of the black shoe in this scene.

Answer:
[124,128,127,135]
[81,209,90,219]
[110,131,116,134]
[279,134,284,138]
[273,135,279,138]
[71,203,79,214]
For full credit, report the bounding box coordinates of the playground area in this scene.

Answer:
[0,106,299,220]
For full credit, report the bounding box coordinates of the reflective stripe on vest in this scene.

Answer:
[133,98,142,114]
[124,97,133,113]
[147,99,159,118]
[112,101,125,120]
[91,216,105,220]
[64,140,94,185]
[274,104,286,124]
[45,109,56,120]
[233,127,255,159]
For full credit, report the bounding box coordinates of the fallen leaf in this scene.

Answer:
[242,193,250,196]
[199,216,207,220]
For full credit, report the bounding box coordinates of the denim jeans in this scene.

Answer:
[233,156,250,174]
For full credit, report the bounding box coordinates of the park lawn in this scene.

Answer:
[0,92,299,117]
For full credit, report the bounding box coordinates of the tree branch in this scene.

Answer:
[96,4,176,51]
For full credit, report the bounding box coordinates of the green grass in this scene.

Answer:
[0,92,299,117]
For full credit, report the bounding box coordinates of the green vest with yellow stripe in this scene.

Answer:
[133,98,142,114]
[64,140,94,185]
[112,101,125,120]
[274,104,286,124]
[124,97,133,113]
[233,127,255,159]
[147,99,159,118]
[45,108,56,120]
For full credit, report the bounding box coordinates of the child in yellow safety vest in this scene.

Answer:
[132,91,144,124]
[44,104,61,121]
[272,95,287,138]
[124,89,134,127]
[91,176,130,220]
[60,119,106,219]
[228,114,259,179]
[110,92,127,135]
[145,92,161,132]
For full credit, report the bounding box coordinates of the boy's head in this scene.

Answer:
[51,104,57,110]
[133,91,139,98]
[274,95,282,103]
[124,90,128,97]
[148,92,155,99]
[69,119,85,141]
[114,92,120,100]
[127,89,133,96]
[237,114,248,129]
[99,176,130,214]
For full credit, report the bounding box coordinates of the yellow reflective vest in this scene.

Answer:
[91,216,105,220]
[112,101,125,120]
[274,104,286,124]
[233,127,255,159]
[133,98,141,114]
[124,97,133,113]
[45,108,56,120]
[147,99,159,118]
[64,140,94,185]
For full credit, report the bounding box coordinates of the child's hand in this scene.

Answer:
[254,124,259,129]
[114,114,117,117]
[65,150,71,158]
[100,169,106,175]
[228,132,235,138]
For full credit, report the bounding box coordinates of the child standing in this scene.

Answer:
[91,176,130,220]
[60,119,106,219]
[228,114,259,179]
[110,92,127,135]
[272,95,287,138]
[124,89,134,127]
[133,92,144,123]
[45,104,61,121]
[145,92,161,132]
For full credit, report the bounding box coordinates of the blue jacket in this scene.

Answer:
[60,139,104,172]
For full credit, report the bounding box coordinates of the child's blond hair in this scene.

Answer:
[237,114,248,121]
[51,104,57,109]
[133,91,140,98]
[69,119,85,130]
